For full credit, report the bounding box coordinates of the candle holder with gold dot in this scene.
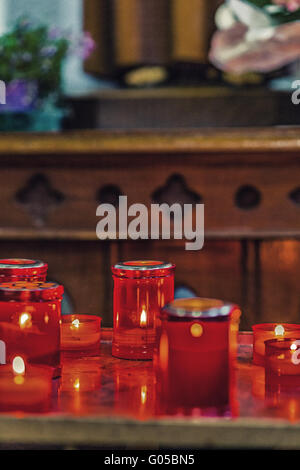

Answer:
[154,297,240,414]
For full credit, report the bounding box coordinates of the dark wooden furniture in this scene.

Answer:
[1,330,300,449]
[0,128,299,329]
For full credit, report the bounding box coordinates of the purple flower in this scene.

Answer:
[76,32,95,59]
[48,27,63,40]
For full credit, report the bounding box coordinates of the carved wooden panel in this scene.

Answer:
[15,173,64,227]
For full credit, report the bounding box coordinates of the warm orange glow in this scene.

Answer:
[12,356,25,375]
[190,323,203,338]
[71,319,80,329]
[73,378,80,390]
[159,333,169,372]
[19,313,32,329]
[140,309,147,327]
[140,385,147,405]
[274,325,285,337]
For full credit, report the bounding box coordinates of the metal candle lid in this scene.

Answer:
[112,260,175,278]
[0,259,48,276]
[161,297,238,321]
[0,281,64,302]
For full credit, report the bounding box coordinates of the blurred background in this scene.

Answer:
[0,0,299,329]
[0,0,299,130]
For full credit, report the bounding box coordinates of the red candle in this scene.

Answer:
[252,323,300,366]
[0,356,53,412]
[0,281,63,370]
[61,314,101,351]
[112,261,175,360]
[0,259,48,282]
[265,338,300,392]
[154,297,240,414]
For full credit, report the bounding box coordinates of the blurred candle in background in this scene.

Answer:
[252,323,300,366]
[265,338,300,392]
[112,261,175,360]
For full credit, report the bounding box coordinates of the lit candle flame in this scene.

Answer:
[140,309,147,327]
[73,378,80,390]
[19,313,32,329]
[12,356,25,375]
[274,324,285,337]
[72,319,80,329]
[140,385,147,405]
[291,343,297,351]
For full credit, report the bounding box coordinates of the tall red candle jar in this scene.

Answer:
[252,323,300,366]
[112,260,175,360]
[0,259,48,282]
[0,281,63,369]
[154,297,239,414]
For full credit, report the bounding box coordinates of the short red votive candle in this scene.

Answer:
[252,323,300,366]
[112,260,175,360]
[60,314,101,351]
[0,259,48,282]
[0,356,53,412]
[0,281,63,369]
[265,338,300,392]
[154,297,240,413]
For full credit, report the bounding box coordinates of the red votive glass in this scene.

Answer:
[265,338,300,392]
[112,260,175,360]
[0,356,53,412]
[0,281,63,369]
[252,323,300,366]
[0,259,48,282]
[154,297,240,414]
[61,314,101,351]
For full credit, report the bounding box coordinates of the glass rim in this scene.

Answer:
[161,297,238,320]
[0,281,63,301]
[113,260,174,271]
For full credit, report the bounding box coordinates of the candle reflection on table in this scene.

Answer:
[113,363,156,420]
[58,356,102,415]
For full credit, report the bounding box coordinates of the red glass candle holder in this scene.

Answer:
[0,356,53,412]
[0,259,48,282]
[112,260,175,360]
[265,338,300,392]
[154,297,239,414]
[252,323,300,366]
[0,281,63,369]
[61,314,101,351]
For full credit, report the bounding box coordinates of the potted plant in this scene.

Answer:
[0,17,95,131]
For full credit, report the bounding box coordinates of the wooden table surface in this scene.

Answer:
[1,329,300,449]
